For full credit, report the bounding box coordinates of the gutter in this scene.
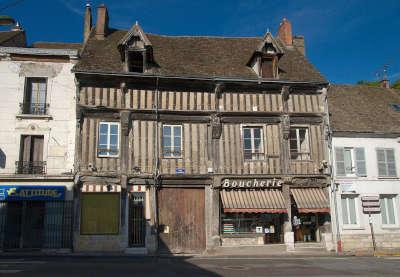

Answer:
[73,69,329,86]
[0,46,78,58]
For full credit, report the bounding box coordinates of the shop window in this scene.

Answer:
[80,193,120,235]
[335,147,366,177]
[376,148,397,177]
[289,128,310,160]
[380,195,397,226]
[341,195,358,226]
[98,122,120,157]
[22,78,47,115]
[243,127,264,160]
[162,125,182,158]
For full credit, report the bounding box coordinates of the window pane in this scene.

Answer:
[243,138,252,150]
[173,147,181,157]
[348,198,357,225]
[341,197,349,225]
[99,133,108,146]
[254,138,262,151]
[243,128,251,139]
[110,124,118,135]
[163,136,171,148]
[163,147,172,157]
[100,123,108,134]
[344,149,353,174]
[387,197,396,225]
[289,129,297,140]
[173,126,181,137]
[163,126,171,137]
[174,136,181,147]
[381,198,388,225]
[110,134,118,146]
[253,128,261,139]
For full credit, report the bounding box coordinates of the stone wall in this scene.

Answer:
[342,233,400,255]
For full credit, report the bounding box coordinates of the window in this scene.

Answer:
[261,56,277,78]
[376,148,397,177]
[381,195,397,225]
[23,78,47,115]
[128,51,144,73]
[341,195,358,226]
[335,147,366,177]
[80,193,120,235]
[98,122,119,157]
[162,125,182,158]
[243,127,264,160]
[289,128,310,160]
[16,135,46,174]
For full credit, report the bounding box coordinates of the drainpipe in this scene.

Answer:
[152,77,160,252]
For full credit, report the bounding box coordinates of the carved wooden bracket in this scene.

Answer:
[214,83,224,99]
[281,85,290,101]
[282,114,290,140]
[211,114,222,139]
[120,111,131,136]
[120,82,127,94]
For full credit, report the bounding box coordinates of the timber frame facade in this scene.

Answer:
[73,4,332,253]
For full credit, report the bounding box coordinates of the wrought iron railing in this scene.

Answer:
[15,161,47,174]
[19,102,48,115]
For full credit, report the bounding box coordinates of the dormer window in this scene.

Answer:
[261,56,278,78]
[128,51,144,73]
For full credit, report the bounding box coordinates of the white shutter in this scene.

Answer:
[355,147,366,176]
[377,149,387,176]
[386,149,397,177]
[335,147,345,176]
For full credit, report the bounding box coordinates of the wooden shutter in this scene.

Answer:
[335,147,345,176]
[261,58,273,78]
[355,147,366,176]
[377,149,387,176]
[21,135,32,161]
[32,136,44,162]
[386,149,397,177]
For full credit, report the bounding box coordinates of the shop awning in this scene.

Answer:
[291,188,330,213]
[220,189,287,213]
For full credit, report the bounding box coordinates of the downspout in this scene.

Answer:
[152,76,160,251]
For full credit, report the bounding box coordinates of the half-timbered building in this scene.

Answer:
[73,4,332,254]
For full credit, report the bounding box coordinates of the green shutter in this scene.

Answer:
[355,147,367,176]
[335,147,345,176]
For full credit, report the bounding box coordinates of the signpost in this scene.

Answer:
[361,196,380,255]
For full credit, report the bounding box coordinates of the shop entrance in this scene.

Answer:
[128,192,146,247]
[0,201,73,250]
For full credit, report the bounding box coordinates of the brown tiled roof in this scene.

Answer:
[0,30,21,45]
[75,29,326,82]
[328,84,400,134]
[32,42,81,50]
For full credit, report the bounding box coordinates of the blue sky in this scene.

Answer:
[1,0,400,84]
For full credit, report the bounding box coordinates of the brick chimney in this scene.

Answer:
[293,35,305,56]
[83,3,92,42]
[95,4,109,40]
[278,18,292,46]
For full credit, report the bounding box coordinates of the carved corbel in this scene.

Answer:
[282,114,290,140]
[120,111,131,136]
[214,83,224,99]
[211,113,222,139]
[120,82,127,95]
[281,85,291,101]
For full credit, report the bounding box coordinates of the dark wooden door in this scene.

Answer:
[157,188,205,254]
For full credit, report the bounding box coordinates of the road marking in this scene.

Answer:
[0,260,46,264]
[0,270,23,274]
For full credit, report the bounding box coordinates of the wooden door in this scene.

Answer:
[157,188,205,254]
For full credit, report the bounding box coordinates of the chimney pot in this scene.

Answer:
[83,3,92,42]
[293,35,305,56]
[278,18,293,46]
[95,4,109,40]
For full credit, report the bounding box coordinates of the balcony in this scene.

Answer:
[20,102,48,115]
[15,161,47,174]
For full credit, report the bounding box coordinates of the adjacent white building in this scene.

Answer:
[0,29,79,250]
[329,84,400,255]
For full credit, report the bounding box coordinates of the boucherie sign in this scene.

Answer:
[222,178,283,188]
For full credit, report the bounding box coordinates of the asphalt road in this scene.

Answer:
[0,256,399,276]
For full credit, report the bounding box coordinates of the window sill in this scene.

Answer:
[16,114,53,120]
[381,225,400,230]
[162,157,183,160]
[342,225,364,230]
[97,155,119,159]
[377,177,399,180]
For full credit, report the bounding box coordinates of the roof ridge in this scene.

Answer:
[146,33,262,39]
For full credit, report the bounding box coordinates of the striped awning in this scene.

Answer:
[291,188,330,213]
[220,189,287,213]
[81,184,121,193]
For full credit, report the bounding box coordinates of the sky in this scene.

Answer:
[1,0,400,84]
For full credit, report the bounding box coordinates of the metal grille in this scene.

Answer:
[15,161,47,174]
[129,193,146,247]
[0,201,73,249]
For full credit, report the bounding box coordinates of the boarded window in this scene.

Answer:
[261,58,274,78]
[80,193,120,235]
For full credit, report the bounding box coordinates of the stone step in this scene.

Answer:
[294,242,326,249]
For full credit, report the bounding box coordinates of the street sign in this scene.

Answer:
[362,201,380,207]
[362,196,379,201]
[363,207,381,213]
[361,195,380,214]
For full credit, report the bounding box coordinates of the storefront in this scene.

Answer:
[0,183,73,250]
[219,178,287,246]
[290,187,330,243]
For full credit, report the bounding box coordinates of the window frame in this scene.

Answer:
[376,148,397,178]
[97,122,120,158]
[242,126,265,161]
[380,195,398,227]
[340,194,360,228]
[289,127,311,161]
[23,77,48,115]
[162,124,183,158]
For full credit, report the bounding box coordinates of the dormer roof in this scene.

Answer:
[255,32,284,55]
[118,22,152,48]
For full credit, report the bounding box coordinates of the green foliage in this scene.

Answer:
[356,80,380,87]
[391,80,400,89]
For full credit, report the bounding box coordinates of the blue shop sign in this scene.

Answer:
[0,186,65,201]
